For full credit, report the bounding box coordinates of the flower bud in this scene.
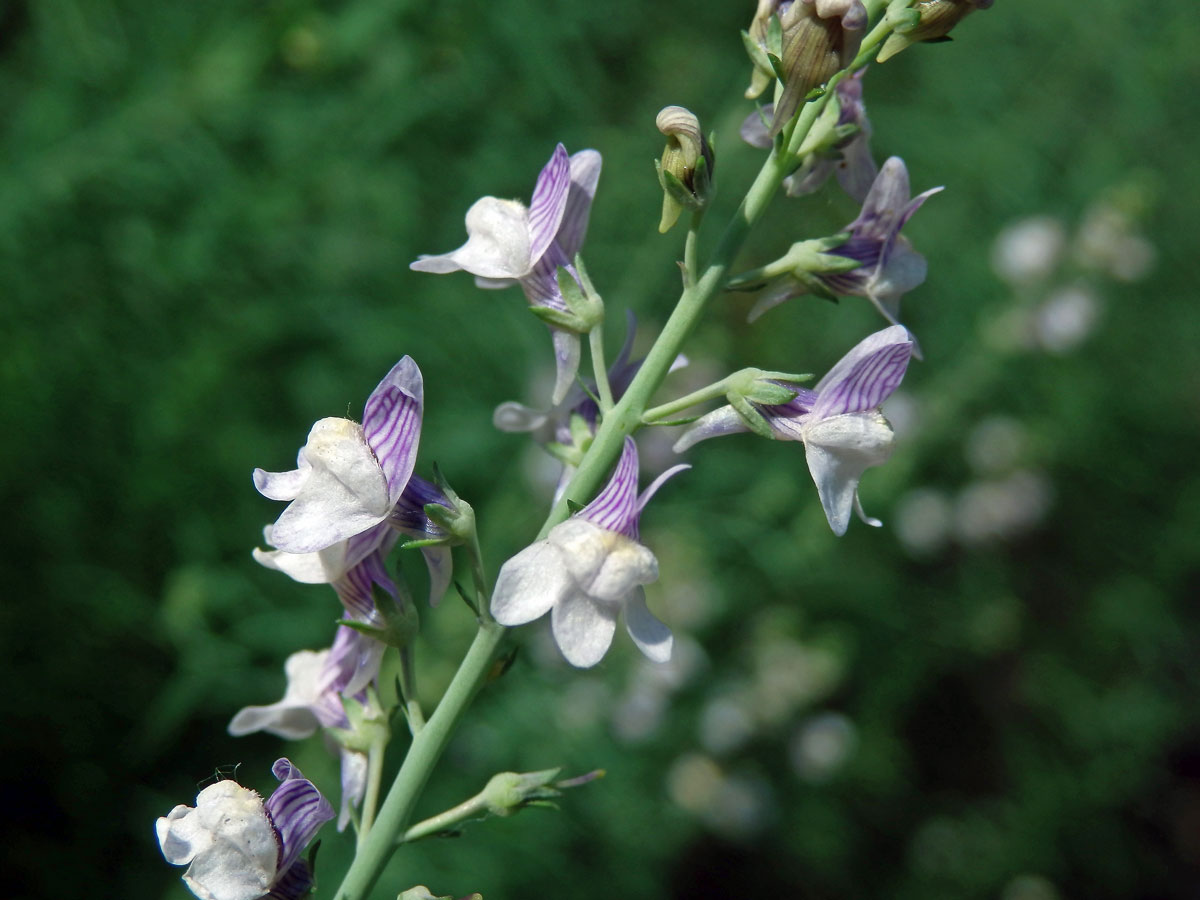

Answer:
[878,0,994,63]
[771,0,868,135]
[655,106,714,233]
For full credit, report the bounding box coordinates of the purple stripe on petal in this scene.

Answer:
[557,149,602,258]
[265,759,334,876]
[813,339,912,419]
[391,475,451,537]
[579,437,640,535]
[526,144,571,266]
[266,859,315,900]
[363,357,424,503]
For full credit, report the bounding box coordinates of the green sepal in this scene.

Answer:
[767,51,787,86]
[728,392,776,440]
[328,686,390,754]
[765,14,783,59]
[644,414,702,428]
[567,412,593,450]
[658,165,704,210]
[544,440,584,467]
[400,537,445,550]
[557,266,603,328]
[334,580,418,651]
[793,269,841,303]
[740,29,772,73]
[743,381,798,406]
[759,370,813,385]
[452,580,479,617]
[528,304,589,333]
[481,768,563,817]
[565,498,584,515]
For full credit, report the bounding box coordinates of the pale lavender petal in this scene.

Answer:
[740,106,774,149]
[550,327,582,406]
[578,437,640,535]
[474,275,515,290]
[526,144,571,266]
[410,197,532,279]
[672,406,750,453]
[336,750,368,833]
[747,280,804,322]
[624,588,673,663]
[363,356,423,504]
[326,624,386,700]
[635,464,690,518]
[265,759,335,876]
[491,540,572,625]
[812,331,913,419]
[813,325,912,397]
[253,540,349,585]
[493,401,549,433]
[551,589,618,668]
[802,412,895,535]
[557,149,602,258]
[520,241,572,311]
[334,548,397,620]
[421,545,453,607]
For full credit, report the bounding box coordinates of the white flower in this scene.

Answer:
[491,438,686,668]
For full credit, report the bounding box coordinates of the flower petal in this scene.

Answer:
[549,327,582,406]
[265,418,391,554]
[336,749,368,833]
[526,144,571,266]
[253,541,350,585]
[491,540,572,626]
[363,357,423,504]
[157,780,278,900]
[410,197,533,279]
[812,327,913,419]
[492,401,548,433]
[227,649,330,740]
[672,405,750,453]
[803,411,895,535]
[265,759,335,877]
[624,588,673,663]
[557,149,602,258]
[578,437,639,535]
[421,545,453,607]
[551,588,618,668]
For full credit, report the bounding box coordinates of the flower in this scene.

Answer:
[674,326,914,535]
[749,157,941,342]
[491,438,687,668]
[253,357,423,554]
[228,627,384,831]
[741,69,877,203]
[878,0,994,63]
[156,759,334,900]
[411,144,602,403]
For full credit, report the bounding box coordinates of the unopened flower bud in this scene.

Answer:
[878,0,994,63]
[771,0,868,135]
[655,106,714,233]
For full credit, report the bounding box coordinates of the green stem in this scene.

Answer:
[588,325,615,414]
[398,647,425,735]
[683,210,703,286]
[642,376,734,424]
[334,620,507,900]
[398,789,490,845]
[356,736,389,849]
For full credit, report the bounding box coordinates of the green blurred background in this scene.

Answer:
[3,1,1199,898]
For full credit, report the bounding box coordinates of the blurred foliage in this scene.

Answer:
[3,1,1200,899]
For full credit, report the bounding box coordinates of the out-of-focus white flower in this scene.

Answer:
[955,469,1053,544]
[965,415,1028,474]
[1032,284,1101,354]
[894,487,954,556]
[991,216,1066,286]
[1074,202,1155,282]
[790,712,858,783]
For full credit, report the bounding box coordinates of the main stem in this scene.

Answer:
[335,99,809,900]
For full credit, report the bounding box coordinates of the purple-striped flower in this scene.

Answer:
[156,759,334,900]
[254,357,423,555]
[491,438,686,668]
[410,144,602,404]
[228,627,384,831]
[674,326,914,535]
[750,158,941,335]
